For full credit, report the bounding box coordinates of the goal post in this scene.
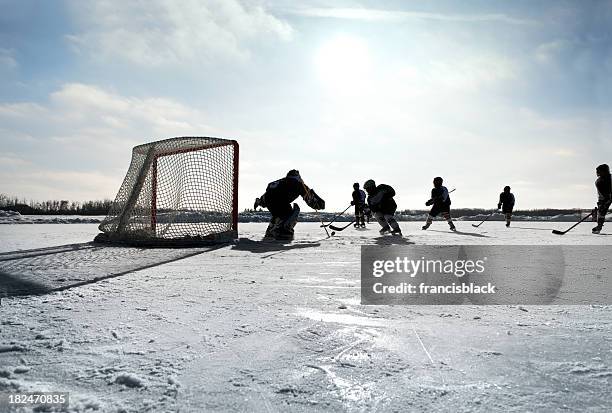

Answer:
[96,137,239,246]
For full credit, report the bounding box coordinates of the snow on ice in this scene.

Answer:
[0,222,611,412]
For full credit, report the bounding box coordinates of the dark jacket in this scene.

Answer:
[352,189,366,206]
[264,176,306,208]
[431,186,451,207]
[498,192,515,211]
[596,173,612,203]
[367,184,397,214]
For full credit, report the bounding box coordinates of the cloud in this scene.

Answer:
[0,48,18,70]
[0,169,119,201]
[0,153,31,167]
[66,0,293,66]
[290,7,534,25]
[0,83,226,201]
[553,148,576,158]
[535,40,571,64]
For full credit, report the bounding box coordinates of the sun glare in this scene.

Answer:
[314,35,372,93]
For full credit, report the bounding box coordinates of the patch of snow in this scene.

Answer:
[113,372,147,388]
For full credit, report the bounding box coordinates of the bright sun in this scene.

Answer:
[314,35,372,93]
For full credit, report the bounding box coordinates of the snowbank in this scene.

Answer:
[0,212,103,224]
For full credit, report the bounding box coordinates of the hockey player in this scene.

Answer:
[593,164,611,234]
[422,177,456,231]
[363,179,402,235]
[254,170,325,240]
[351,183,366,228]
[498,186,515,227]
[363,205,372,223]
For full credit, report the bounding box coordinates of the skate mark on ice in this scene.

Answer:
[411,326,435,365]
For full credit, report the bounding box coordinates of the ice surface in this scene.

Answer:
[0,222,610,412]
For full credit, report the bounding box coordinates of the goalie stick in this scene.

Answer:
[552,211,594,235]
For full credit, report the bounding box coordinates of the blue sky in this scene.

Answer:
[1,0,611,210]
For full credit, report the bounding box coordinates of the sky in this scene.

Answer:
[1,0,611,211]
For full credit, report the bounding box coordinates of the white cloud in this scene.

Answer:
[0,153,31,167]
[0,48,17,70]
[534,40,571,64]
[290,7,534,25]
[553,148,576,158]
[425,55,518,91]
[0,83,226,201]
[66,0,293,66]
[0,169,120,201]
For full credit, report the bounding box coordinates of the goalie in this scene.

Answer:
[254,170,325,240]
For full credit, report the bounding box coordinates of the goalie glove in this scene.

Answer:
[304,189,325,210]
[425,199,433,206]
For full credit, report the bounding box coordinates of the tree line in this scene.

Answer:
[1,193,584,217]
[0,194,113,216]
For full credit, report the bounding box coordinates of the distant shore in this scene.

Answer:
[1,209,604,224]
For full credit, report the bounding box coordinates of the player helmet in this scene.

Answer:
[596,164,610,175]
[286,169,300,178]
[363,179,376,192]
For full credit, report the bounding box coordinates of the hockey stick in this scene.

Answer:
[329,221,356,232]
[426,188,457,204]
[552,211,594,235]
[321,204,352,228]
[472,212,495,228]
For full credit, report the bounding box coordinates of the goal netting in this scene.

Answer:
[96,137,238,246]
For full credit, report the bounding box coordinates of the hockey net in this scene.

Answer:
[96,137,238,246]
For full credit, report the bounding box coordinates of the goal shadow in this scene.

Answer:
[0,242,220,298]
[231,238,321,255]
